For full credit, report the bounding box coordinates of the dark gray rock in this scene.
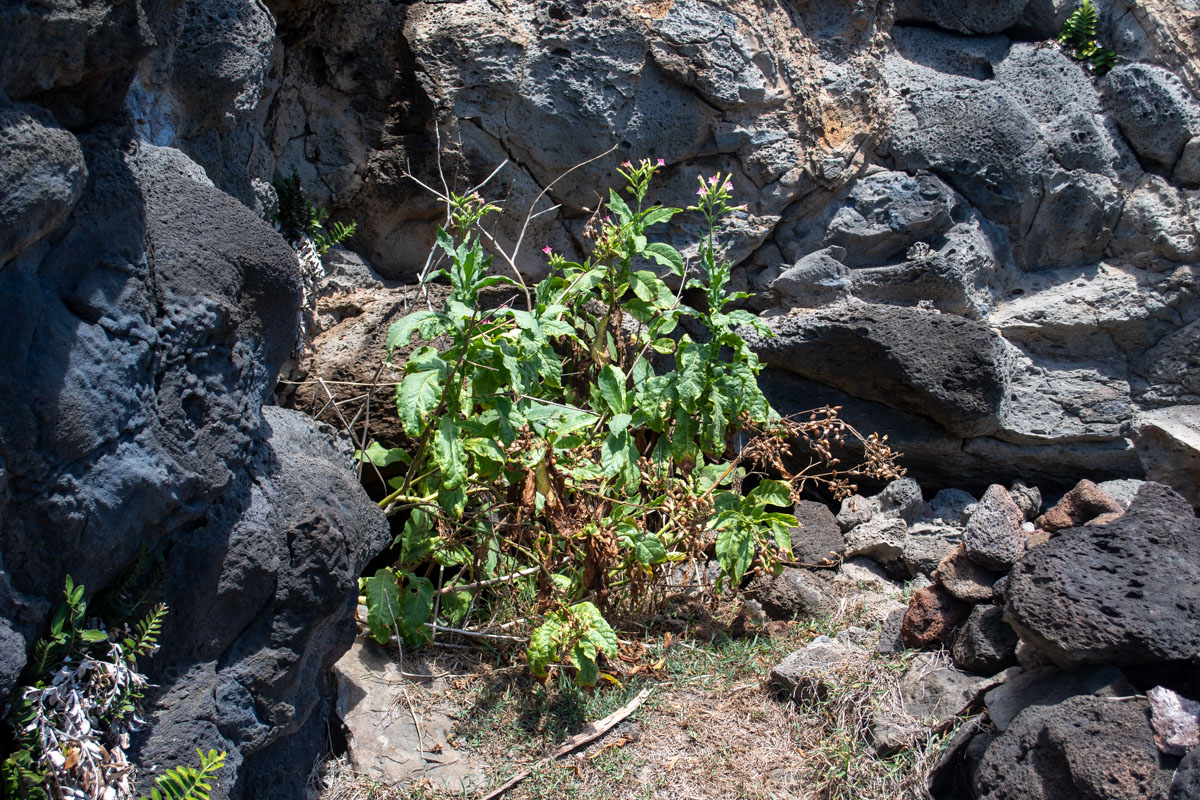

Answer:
[0,0,171,127]
[770,247,851,309]
[876,477,925,524]
[746,567,832,620]
[1003,483,1200,668]
[754,304,1009,438]
[902,524,961,578]
[952,605,1018,674]
[929,489,977,527]
[136,407,390,797]
[878,607,906,655]
[0,97,86,264]
[789,500,845,565]
[1103,63,1200,170]
[1174,746,1200,800]
[983,665,1135,732]
[894,0,1028,34]
[836,494,876,532]
[974,695,1176,799]
[1008,480,1041,521]
[964,485,1027,571]
[822,171,956,266]
[1175,136,1200,187]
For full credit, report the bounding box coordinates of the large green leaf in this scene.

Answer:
[385,310,445,359]
[434,416,467,490]
[715,523,755,590]
[748,479,792,509]
[398,507,436,564]
[363,569,402,644]
[607,189,633,226]
[618,524,668,566]
[597,364,628,415]
[398,572,434,646]
[527,612,566,679]
[396,369,444,436]
[642,242,685,276]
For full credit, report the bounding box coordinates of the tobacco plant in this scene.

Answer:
[361,160,901,685]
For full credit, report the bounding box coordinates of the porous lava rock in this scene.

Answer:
[973,695,1177,800]
[902,585,969,649]
[963,485,1027,571]
[1034,478,1124,533]
[1002,482,1200,668]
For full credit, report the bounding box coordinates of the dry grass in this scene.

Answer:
[312,600,970,800]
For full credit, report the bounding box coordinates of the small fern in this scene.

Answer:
[1058,0,1117,75]
[272,171,356,255]
[123,603,168,664]
[94,544,167,623]
[143,750,226,800]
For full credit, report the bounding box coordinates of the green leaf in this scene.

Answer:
[572,601,618,658]
[527,612,566,679]
[571,643,600,687]
[651,337,676,354]
[78,629,108,644]
[360,441,410,468]
[385,310,444,359]
[642,207,679,227]
[434,416,467,490]
[597,364,628,415]
[618,524,668,566]
[398,572,434,646]
[748,479,792,509]
[608,412,632,434]
[438,483,467,519]
[715,524,755,589]
[398,507,436,564]
[396,369,444,436]
[607,189,633,226]
[363,569,402,644]
[600,430,630,477]
[642,242,685,276]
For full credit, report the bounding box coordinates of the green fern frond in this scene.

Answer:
[1,750,48,800]
[123,603,168,666]
[1058,0,1098,52]
[94,545,167,622]
[313,219,358,255]
[145,750,226,800]
[22,639,60,686]
[1089,46,1117,75]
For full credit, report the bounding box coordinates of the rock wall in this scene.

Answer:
[0,1,390,797]
[119,0,1199,492]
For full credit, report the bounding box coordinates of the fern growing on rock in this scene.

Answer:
[1058,0,1117,75]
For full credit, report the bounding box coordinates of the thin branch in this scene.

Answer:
[480,687,653,800]
[435,566,541,596]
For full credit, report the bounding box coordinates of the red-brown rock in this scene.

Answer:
[901,585,970,649]
[1034,479,1124,533]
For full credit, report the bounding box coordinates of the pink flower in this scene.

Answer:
[656,158,665,167]
[542,245,552,255]
[724,182,733,192]
[708,175,720,185]
[621,161,632,168]
[696,186,706,196]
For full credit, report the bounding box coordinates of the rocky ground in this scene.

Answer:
[307,430,1200,799]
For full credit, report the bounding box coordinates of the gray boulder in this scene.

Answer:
[875,477,926,524]
[844,517,908,564]
[893,0,1029,34]
[753,303,1010,438]
[974,695,1176,799]
[0,98,86,264]
[951,605,1019,674]
[836,494,876,532]
[822,171,956,266]
[1132,406,1200,508]
[963,485,1027,572]
[746,567,832,621]
[902,524,961,578]
[1103,62,1200,170]
[983,664,1134,732]
[1002,483,1200,668]
[928,488,977,527]
[789,500,845,565]
[770,247,851,309]
[1175,746,1200,800]
[771,636,867,698]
